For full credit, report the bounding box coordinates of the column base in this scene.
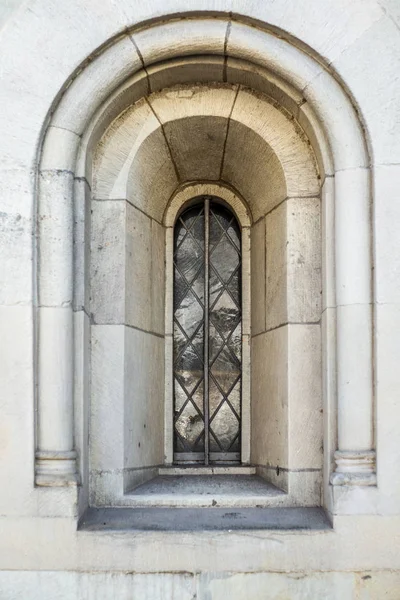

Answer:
[35,450,79,487]
[330,450,376,486]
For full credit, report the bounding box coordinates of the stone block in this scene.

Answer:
[77,70,150,182]
[334,167,371,306]
[52,36,143,135]
[0,83,48,170]
[124,327,165,472]
[302,69,368,171]
[73,178,91,312]
[114,0,231,26]
[0,571,196,600]
[375,303,400,514]
[0,168,33,305]
[382,0,400,27]
[321,176,335,310]
[0,0,130,168]
[134,18,226,67]
[288,324,322,469]
[126,126,178,222]
[148,57,224,93]
[37,306,74,451]
[287,197,321,323]
[198,571,355,600]
[0,305,36,516]
[228,21,324,92]
[297,100,333,180]
[149,85,236,182]
[92,99,159,200]
[287,470,322,506]
[149,84,236,124]
[333,15,400,165]
[73,310,90,501]
[93,97,178,222]
[223,118,286,221]
[250,217,266,335]
[374,164,400,304]
[226,57,302,118]
[151,219,166,335]
[164,115,227,181]
[266,202,287,330]
[336,303,373,450]
[227,87,319,216]
[38,170,74,307]
[90,200,126,324]
[251,328,288,469]
[358,570,400,600]
[321,307,337,513]
[90,325,125,474]
[40,126,80,173]
[230,0,383,65]
[125,203,152,331]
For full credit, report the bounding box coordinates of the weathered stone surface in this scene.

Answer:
[333,15,400,165]
[374,165,400,304]
[250,217,266,335]
[266,201,287,330]
[90,200,126,324]
[375,302,400,514]
[90,324,124,475]
[251,327,288,470]
[198,571,354,600]
[124,326,165,473]
[288,324,322,469]
[287,197,321,323]
[0,168,33,305]
[0,571,196,600]
[1,0,400,592]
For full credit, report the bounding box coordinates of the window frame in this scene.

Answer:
[163,184,252,466]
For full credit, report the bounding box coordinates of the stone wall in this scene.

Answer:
[1,1,400,598]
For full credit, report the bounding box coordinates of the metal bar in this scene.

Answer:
[174,452,205,463]
[204,197,210,465]
[209,452,241,463]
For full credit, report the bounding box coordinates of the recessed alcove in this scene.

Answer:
[19,12,381,588]
[88,82,322,509]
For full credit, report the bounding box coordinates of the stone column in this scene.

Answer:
[35,132,79,486]
[330,169,376,486]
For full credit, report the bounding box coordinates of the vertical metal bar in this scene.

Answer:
[203,197,210,465]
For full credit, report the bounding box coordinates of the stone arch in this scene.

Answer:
[35,17,375,513]
[87,81,321,503]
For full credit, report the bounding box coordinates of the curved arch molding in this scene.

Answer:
[35,16,375,491]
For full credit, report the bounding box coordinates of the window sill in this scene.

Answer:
[78,506,331,532]
[124,471,286,508]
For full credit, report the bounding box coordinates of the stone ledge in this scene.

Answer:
[78,507,332,532]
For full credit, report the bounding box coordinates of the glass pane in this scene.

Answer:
[208,202,242,457]
[210,401,240,451]
[174,204,205,457]
[173,198,242,463]
[175,401,205,451]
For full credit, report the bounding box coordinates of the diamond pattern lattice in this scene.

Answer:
[173,200,241,460]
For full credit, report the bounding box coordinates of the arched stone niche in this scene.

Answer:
[88,83,322,506]
[36,17,375,516]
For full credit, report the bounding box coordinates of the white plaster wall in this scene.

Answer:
[1,0,400,596]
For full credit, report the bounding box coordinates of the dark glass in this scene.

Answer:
[173,199,242,462]
[173,206,205,454]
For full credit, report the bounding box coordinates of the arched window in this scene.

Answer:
[173,197,242,465]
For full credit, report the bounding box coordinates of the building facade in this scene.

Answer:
[1,0,400,598]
